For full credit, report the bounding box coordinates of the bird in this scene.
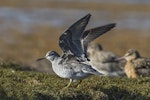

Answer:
[37,13,116,88]
[88,43,126,77]
[115,49,150,78]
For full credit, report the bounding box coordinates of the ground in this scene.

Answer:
[0,61,150,100]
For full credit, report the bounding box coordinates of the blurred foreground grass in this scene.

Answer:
[0,61,150,100]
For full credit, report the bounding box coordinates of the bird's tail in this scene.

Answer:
[82,67,106,76]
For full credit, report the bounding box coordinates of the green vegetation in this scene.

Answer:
[0,61,150,100]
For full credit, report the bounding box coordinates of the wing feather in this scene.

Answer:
[59,14,91,58]
[82,23,116,58]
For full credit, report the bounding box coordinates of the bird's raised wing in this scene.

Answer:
[59,14,91,59]
[82,23,116,58]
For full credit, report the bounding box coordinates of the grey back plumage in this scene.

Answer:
[134,58,150,76]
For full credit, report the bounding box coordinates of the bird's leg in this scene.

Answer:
[65,79,73,88]
[76,80,82,88]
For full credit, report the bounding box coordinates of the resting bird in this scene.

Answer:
[116,49,150,78]
[37,13,116,88]
[88,43,125,77]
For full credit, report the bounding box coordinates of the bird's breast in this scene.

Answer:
[51,63,74,78]
[125,61,138,78]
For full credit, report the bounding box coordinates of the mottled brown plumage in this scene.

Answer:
[118,49,150,78]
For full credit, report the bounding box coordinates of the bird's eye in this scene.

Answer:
[51,53,54,55]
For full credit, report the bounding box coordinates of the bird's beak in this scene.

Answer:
[115,56,126,62]
[36,57,46,61]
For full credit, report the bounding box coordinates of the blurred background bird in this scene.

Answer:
[116,49,150,78]
[88,43,126,77]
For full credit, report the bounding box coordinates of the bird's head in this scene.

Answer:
[123,49,141,61]
[115,49,141,62]
[37,51,60,62]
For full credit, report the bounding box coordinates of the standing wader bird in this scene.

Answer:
[37,13,116,88]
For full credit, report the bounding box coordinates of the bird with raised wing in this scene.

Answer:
[37,13,116,88]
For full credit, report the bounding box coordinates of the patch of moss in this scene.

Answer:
[0,61,32,71]
[0,62,150,100]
